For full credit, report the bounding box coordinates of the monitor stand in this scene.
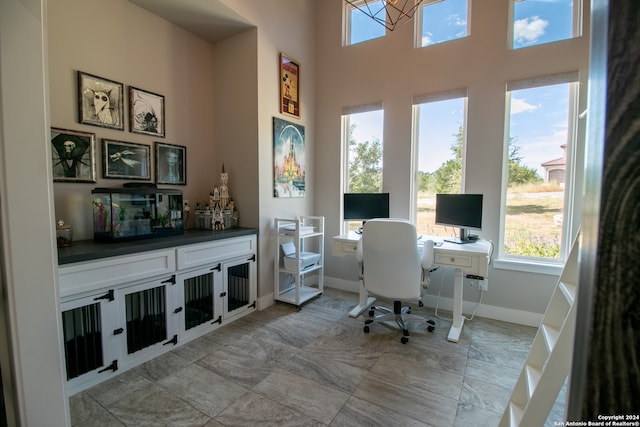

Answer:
[444,228,475,244]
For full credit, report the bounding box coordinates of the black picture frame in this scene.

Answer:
[77,71,124,130]
[129,86,165,138]
[155,142,186,185]
[102,139,151,180]
[51,127,97,183]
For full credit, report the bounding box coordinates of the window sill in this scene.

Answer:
[493,258,563,276]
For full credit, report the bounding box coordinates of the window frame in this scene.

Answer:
[508,0,583,50]
[341,103,385,233]
[415,0,470,49]
[410,89,469,230]
[496,73,580,272]
[342,0,387,46]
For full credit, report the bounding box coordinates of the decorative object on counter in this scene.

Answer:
[155,142,186,185]
[129,86,165,138]
[56,220,73,248]
[273,117,305,198]
[103,139,151,180]
[77,71,124,131]
[92,184,183,241]
[51,128,97,183]
[194,163,239,230]
[280,53,300,119]
[183,201,190,230]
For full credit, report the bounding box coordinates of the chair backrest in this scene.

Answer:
[359,218,421,300]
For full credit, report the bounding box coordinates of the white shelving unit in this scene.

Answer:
[274,216,324,309]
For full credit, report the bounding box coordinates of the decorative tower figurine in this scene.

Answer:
[220,163,229,210]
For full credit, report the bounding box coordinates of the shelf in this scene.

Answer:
[275,285,322,306]
[274,216,324,309]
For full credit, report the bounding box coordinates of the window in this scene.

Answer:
[344,0,386,46]
[342,107,384,231]
[511,0,579,49]
[419,0,469,47]
[501,74,578,262]
[412,92,467,237]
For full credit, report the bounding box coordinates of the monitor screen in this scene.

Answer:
[343,193,390,221]
[435,193,483,230]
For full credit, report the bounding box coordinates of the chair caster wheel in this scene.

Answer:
[365,319,373,325]
[364,326,370,333]
[419,300,424,307]
[428,325,435,332]
[427,320,435,325]
[401,336,409,344]
[368,310,375,317]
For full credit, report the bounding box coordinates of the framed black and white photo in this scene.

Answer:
[155,142,186,185]
[130,87,165,137]
[51,127,97,183]
[102,139,151,180]
[77,71,124,130]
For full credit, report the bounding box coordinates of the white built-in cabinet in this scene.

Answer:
[58,234,257,395]
[274,216,324,309]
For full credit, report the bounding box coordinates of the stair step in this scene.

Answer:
[542,323,560,352]
[559,281,576,304]
[508,402,525,427]
[525,364,542,397]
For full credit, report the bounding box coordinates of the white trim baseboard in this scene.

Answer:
[323,276,543,327]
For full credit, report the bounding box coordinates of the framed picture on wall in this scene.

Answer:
[129,87,165,137]
[155,142,186,185]
[280,53,300,119]
[77,71,124,130]
[273,117,305,198]
[102,139,151,180]
[50,127,97,183]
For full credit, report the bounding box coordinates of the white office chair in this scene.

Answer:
[356,218,436,344]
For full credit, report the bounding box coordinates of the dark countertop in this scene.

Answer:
[58,228,259,265]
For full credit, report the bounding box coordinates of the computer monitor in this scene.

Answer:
[343,193,390,229]
[435,193,483,244]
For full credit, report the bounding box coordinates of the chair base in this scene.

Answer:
[363,301,435,344]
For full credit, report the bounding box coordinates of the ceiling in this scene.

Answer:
[129,0,255,43]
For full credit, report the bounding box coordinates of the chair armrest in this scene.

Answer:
[421,240,434,270]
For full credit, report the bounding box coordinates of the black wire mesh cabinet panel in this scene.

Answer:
[184,272,214,330]
[227,262,249,313]
[126,286,166,354]
[62,303,103,380]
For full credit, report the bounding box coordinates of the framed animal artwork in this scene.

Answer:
[77,71,124,130]
[280,53,300,119]
[50,127,97,183]
[102,139,151,180]
[129,87,165,138]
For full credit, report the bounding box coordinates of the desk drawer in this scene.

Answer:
[435,253,473,268]
[341,242,358,253]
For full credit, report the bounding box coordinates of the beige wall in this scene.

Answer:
[49,0,218,240]
[314,0,590,319]
[218,0,317,302]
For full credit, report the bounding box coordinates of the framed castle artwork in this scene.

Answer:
[273,117,305,198]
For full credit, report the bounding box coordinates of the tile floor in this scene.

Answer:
[69,288,566,426]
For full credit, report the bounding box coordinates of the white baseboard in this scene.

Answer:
[323,276,542,327]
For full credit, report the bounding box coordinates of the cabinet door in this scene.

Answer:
[61,291,119,391]
[222,255,257,321]
[174,264,223,342]
[117,277,177,367]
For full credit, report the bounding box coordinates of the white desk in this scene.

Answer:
[332,233,491,342]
